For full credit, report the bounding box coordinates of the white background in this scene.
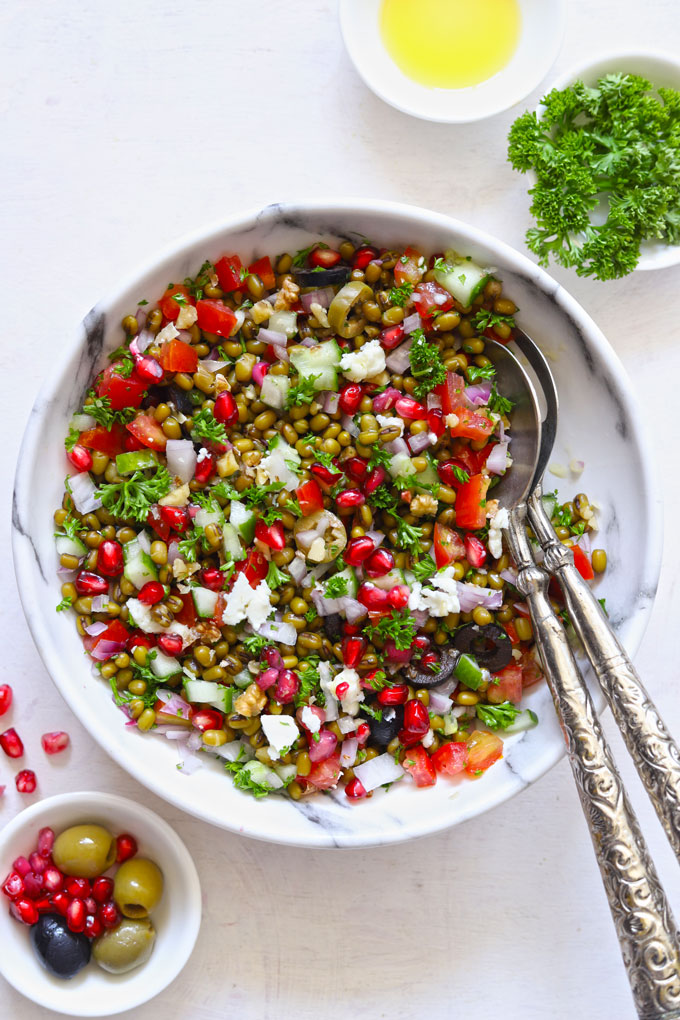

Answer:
[2,2,680,1017]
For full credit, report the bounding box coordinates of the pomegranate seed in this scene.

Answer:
[96,539,124,577]
[273,669,299,704]
[371,387,400,413]
[412,635,431,654]
[38,826,55,856]
[10,897,39,925]
[388,585,410,610]
[379,323,406,351]
[194,449,215,484]
[255,667,280,691]
[52,891,70,917]
[191,708,223,732]
[263,646,284,670]
[344,456,369,482]
[214,391,238,426]
[358,582,389,611]
[355,722,370,745]
[98,900,121,929]
[159,505,190,532]
[310,462,343,486]
[0,727,24,758]
[335,489,365,510]
[342,636,367,669]
[67,897,86,933]
[353,245,379,270]
[84,896,97,915]
[420,651,440,673]
[138,580,166,605]
[158,632,183,656]
[66,877,91,899]
[343,622,362,636]
[364,547,394,578]
[0,684,13,716]
[310,246,342,268]
[308,728,338,763]
[252,361,269,388]
[255,519,285,550]
[34,896,53,914]
[395,395,427,420]
[85,914,103,938]
[464,534,487,568]
[335,682,350,699]
[437,459,466,486]
[23,872,44,899]
[201,567,224,591]
[378,684,409,706]
[134,354,163,382]
[427,408,445,437]
[28,852,47,874]
[42,867,63,894]
[345,777,367,799]
[338,383,363,415]
[41,731,70,755]
[364,466,386,495]
[344,536,375,566]
[12,856,31,877]
[74,570,108,596]
[92,876,114,902]
[67,444,93,472]
[403,699,430,735]
[16,770,37,794]
[2,872,24,899]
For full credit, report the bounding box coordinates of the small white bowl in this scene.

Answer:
[541,50,680,271]
[338,0,566,123]
[0,792,201,1016]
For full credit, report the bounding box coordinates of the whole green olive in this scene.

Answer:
[52,824,116,878]
[113,857,164,918]
[92,917,156,974]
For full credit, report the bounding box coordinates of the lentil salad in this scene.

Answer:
[55,240,606,800]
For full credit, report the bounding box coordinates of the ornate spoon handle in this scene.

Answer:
[506,503,680,1019]
[527,485,680,864]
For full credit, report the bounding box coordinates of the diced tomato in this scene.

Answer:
[123,433,146,451]
[159,338,198,374]
[431,741,468,776]
[173,591,197,627]
[504,620,519,645]
[483,326,513,345]
[433,522,465,569]
[235,549,268,588]
[305,753,342,790]
[393,246,426,287]
[438,371,467,416]
[449,408,495,441]
[195,299,238,338]
[352,246,379,270]
[126,631,155,652]
[464,534,487,568]
[455,473,490,531]
[572,545,595,580]
[95,364,148,411]
[79,423,127,458]
[465,731,503,776]
[158,284,194,322]
[520,649,543,688]
[83,619,129,658]
[450,439,489,476]
[412,281,454,324]
[487,663,523,705]
[309,247,341,269]
[214,255,246,293]
[126,414,167,451]
[296,479,324,516]
[146,505,171,541]
[402,746,437,787]
[248,255,276,289]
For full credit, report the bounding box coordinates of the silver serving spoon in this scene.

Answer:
[487,336,680,1019]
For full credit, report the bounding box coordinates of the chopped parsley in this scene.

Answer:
[360,703,383,723]
[364,609,417,651]
[58,513,86,539]
[452,465,470,484]
[367,446,392,470]
[395,519,424,556]
[292,242,327,268]
[388,282,414,307]
[476,701,522,730]
[177,526,206,562]
[286,374,321,408]
[84,395,135,430]
[242,635,267,657]
[224,759,281,798]
[488,384,514,415]
[96,465,172,523]
[265,561,290,589]
[294,659,325,708]
[466,363,496,382]
[64,426,80,452]
[472,308,517,332]
[324,574,349,598]
[56,595,73,612]
[368,486,399,513]
[191,407,228,445]
[412,554,437,583]
[261,506,284,525]
[366,669,391,692]
[304,606,318,624]
[408,328,446,401]
[184,260,215,301]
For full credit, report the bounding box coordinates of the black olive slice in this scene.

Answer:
[404,647,461,689]
[292,265,351,288]
[367,703,404,746]
[451,623,512,673]
[322,613,343,642]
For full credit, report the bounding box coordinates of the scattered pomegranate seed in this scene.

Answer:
[355,722,370,745]
[201,567,224,591]
[273,669,299,704]
[371,387,400,413]
[0,727,24,759]
[84,896,97,915]
[464,534,487,568]
[388,585,410,610]
[364,466,386,495]
[115,835,138,864]
[159,504,190,532]
[37,827,55,857]
[263,646,284,670]
[23,872,44,898]
[12,856,31,877]
[335,489,365,510]
[379,323,406,351]
[10,897,39,925]
[42,866,64,893]
[427,408,444,437]
[158,632,183,656]
[15,770,37,794]
[364,547,395,578]
[310,246,342,268]
[310,462,343,486]
[67,897,86,933]
[0,684,13,716]
[437,458,468,487]
[420,651,440,673]
[96,539,124,577]
[85,914,103,939]
[194,449,215,484]
[345,777,367,799]
[353,245,379,270]
[52,891,70,916]
[343,622,362,636]
[29,852,48,874]
[74,570,109,596]
[255,519,285,551]
[344,456,369,482]
[67,444,93,472]
[41,731,70,755]
[213,390,238,426]
[2,872,24,899]
[395,395,427,420]
[191,708,223,732]
[98,900,121,929]
[344,536,375,567]
[92,876,115,902]
[338,383,363,415]
[34,896,53,914]
[66,877,91,899]
[412,635,431,654]
[341,636,367,669]
[378,684,409,706]
[133,354,164,383]
[137,580,166,605]
[403,699,430,735]
[335,682,350,699]
[255,667,280,692]
[357,582,389,611]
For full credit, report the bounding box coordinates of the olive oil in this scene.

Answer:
[380,0,521,90]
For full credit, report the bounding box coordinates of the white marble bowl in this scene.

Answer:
[0,791,201,1015]
[12,200,662,848]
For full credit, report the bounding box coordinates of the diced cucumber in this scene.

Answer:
[55,534,87,560]
[184,678,232,713]
[229,501,256,543]
[503,709,539,734]
[194,503,224,529]
[322,566,358,598]
[388,452,416,480]
[289,340,342,392]
[232,668,254,689]
[150,650,181,678]
[222,522,245,562]
[192,587,219,618]
[434,251,491,308]
[542,491,558,520]
[273,763,297,784]
[240,759,284,791]
[413,461,439,490]
[269,309,298,339]
[260,374,290,409]
[115,450,158,475]
[123,538,158,589]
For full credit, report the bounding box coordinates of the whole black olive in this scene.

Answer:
[30,914,91,980]
[292,265,351,288]
[451,623,512,672]
[322,613,343,642]
[405,647,460,689]
[367,703,404,746]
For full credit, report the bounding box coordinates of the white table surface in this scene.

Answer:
[2,2,680,1017]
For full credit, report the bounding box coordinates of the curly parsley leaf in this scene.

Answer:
[242,635,267,657]
[184,260,216,301]
[294,659,325,708]
[364,609,417,651]
[96,465,172,522]
[64,426,81,452]
[408,328,446,401]
[224,759,285,798]
[324,574,349,598]
[368,486,399,513]
[265,561,290,589]
[488,384,514,416]
[395,519,424,556]
[58,513,86,539]
[466,363,496,382]
[472,308,517,331]
[286,374,322,408]
[191,407,228,445]
[84,395,135,430]
[476,701,522,730]
[368,446,392,470]
[177,526,206,562]
[388,282,414,307]
[412,554,437,583]
[360,703,383,722]
[56,595,73,612]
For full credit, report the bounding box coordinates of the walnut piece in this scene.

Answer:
[251,299,274,324]
[233,683,267,718]
[410,493,439,517]
[275,277,300,310]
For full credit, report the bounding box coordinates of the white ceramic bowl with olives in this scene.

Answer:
[0,791,201,1016]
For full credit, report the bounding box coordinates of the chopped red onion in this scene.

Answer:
[465,382,492,406]
[166,439,197,483]
[456,582,504,613]
[499,567,518,585]
[84,621,108,637]
[167,540,180,565]
[90,639,127,661]
[434,678,457,698]
[570,459,585,477]
[576,532,592,554]
[199,358,229,373]
[209,739,252,762]
[133,328,154,354]
[513,601,530,618]
[427,393,442,410]
[175,329,193,344]
[341,413,360,437]
[176,745,203,775]
[385,437,409,456]
[156,726,192,737]
[57,567,79,581]
[258,328,288,347]
[323,391,340,414]
[90,596,109,613]
[342,598,368,623]
[300,287,335,312]
[411,609,428,627]
[298,336,316,348]
[302,561,333,586]
[486,442,509,476]
[157,691,192,719]
[408,431,433,454]
[288,556,308,583]
[136,530,151,554]
[428,690,453,715]
[365,530,385,547]
[69,472,102,514]
[403,312,422,335]
[353,753,404,793]
[340,737,358,768]
[385,339,414,375]
[257,619,298,646]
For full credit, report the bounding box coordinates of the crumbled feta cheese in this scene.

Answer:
[329,668,364,716]
[422,728,435,749]
[339,339,386,382]
[408,566,460,617]
[175,304,198,330]
[300,706,321,734]
[318,661,338,721]
[444,413,459,428]
[156,322,179,345]
[222,574,274,629]
[159,482,190,507]
[488,506,509,559]
[337,716,357,734]
[376,414,404,436]
[258,443,301,492]
[388,451,415,479]
[196,447,211,463]
[261,715,299,760]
